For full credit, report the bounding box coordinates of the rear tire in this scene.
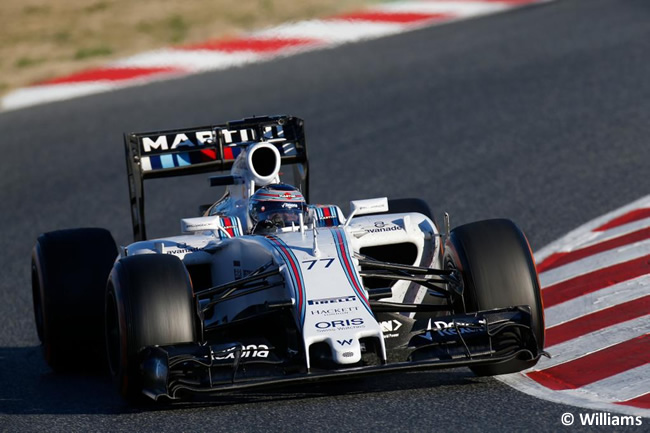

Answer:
[105,254,197,401]
[444,219,544,375]
[31,228,117,372]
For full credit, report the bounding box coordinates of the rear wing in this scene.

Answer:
[124,115,309,241]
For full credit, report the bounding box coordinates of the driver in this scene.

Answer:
[249,184,308,233]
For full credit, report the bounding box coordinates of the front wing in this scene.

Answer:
[139,307,544,400]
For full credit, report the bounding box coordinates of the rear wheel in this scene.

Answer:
[105,254,197,401]
[32,228,117,372]
[444,219,544,375]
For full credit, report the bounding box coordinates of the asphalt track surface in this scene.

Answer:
[1,0,649,431]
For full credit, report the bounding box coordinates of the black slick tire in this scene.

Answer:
[105,254,196,401]
[444,219,544,375]
[31,228,117,372]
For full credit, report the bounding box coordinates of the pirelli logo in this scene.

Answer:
[308,295,356,305]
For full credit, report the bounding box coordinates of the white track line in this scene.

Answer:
[376,1,509,16]
[570,217,650,249]
[112,49,263,71]
[578,364,650,404]
[534,197,650,263]
[498,372,648,417]
[499,195,650,417]
[254,20,406,43]
[1,82,118,109]
[539,317,648,368]
[544,274,650,327]
[539,240,650,288]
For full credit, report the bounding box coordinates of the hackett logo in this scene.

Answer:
[310,306,359,316]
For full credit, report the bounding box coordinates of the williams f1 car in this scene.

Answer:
[32,115,546,402]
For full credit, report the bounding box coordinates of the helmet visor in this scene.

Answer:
[253,200,306,228]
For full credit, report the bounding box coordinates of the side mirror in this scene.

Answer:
[181,216,223,233]
[346,197,389,224]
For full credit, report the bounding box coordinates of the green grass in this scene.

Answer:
[53,31,71,44]
[15,57,46,68]
[74,46,113,60]
[167,14,189,43]
[23,5,51,15]
[136,14,189,43]
[84,2,109,13]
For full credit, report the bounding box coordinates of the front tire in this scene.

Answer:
[105,254,197,401]
[32,228,117,371]
[444,219,544,376]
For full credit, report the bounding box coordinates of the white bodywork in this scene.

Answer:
[123,142,441,368]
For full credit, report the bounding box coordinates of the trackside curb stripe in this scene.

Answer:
[178,37,321,53]
[544,296,650,347]
[616,393,650,410]
[526,334,650,390]
[594,208,650,231]
[536,227,650,273]
[332,11,452,24]
[541,256,650,308]
[38,67,182,85]
[0,0,555,111]
[498,195,650,417]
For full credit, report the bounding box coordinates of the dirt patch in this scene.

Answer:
[0,0,378,96]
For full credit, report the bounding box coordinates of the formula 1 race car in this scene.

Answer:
[32,115,546,402]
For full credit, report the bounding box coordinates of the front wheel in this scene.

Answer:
[105,254,197,401]
[32,228,117,371]
[444,219,544,376]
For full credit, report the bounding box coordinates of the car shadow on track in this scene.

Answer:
[0,347,128,415]
[0,346,490,415]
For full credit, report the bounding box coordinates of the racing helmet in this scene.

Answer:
[249,184,307,233]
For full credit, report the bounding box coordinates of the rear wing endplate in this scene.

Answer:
[125,115,309,241]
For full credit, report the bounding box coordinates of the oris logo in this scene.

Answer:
[315,318,364,330]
